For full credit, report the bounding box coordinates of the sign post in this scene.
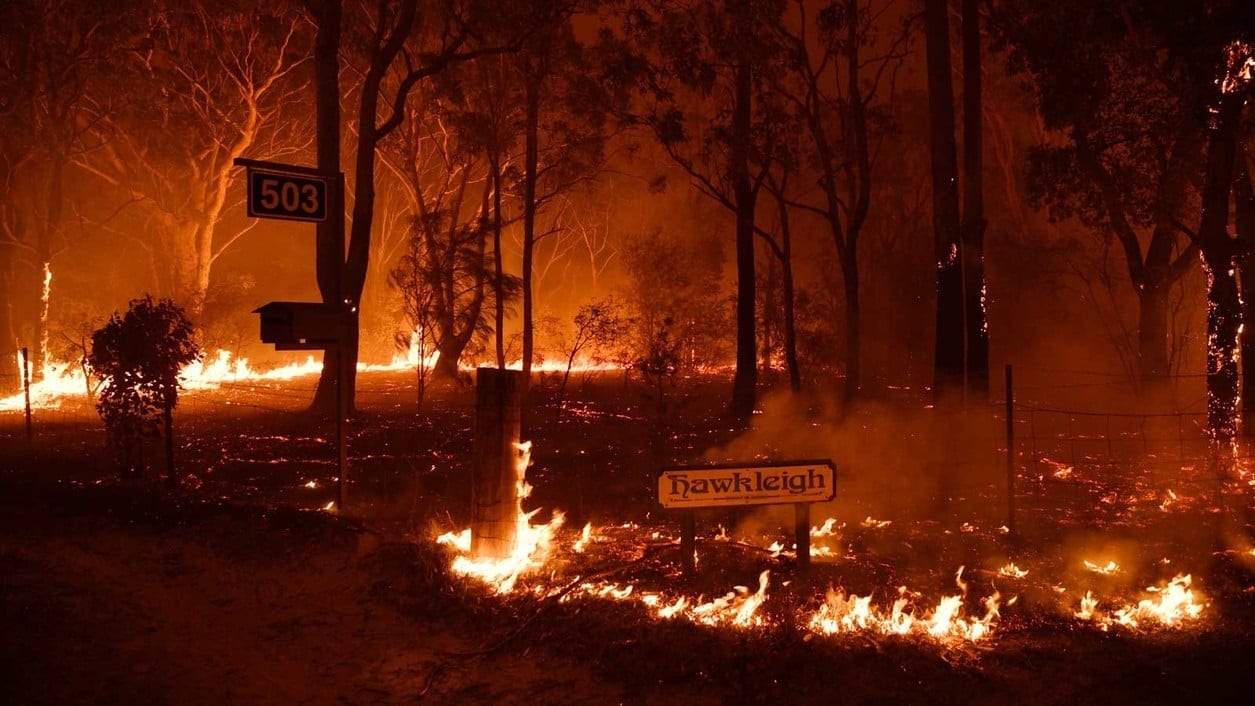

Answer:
[235,157,348,510]
[659,460,837,573]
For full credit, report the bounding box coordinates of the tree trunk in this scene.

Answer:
[309,0,345,417]
[164,404,176,487]
[729,45,757,424]
[0,246,17,394]
[1199,91,1244,440]
[961,0,988,400]
[521,74,539,382]
[1233,148,1255,436]
[842,255,860,407]
[925,0,964,405]
[1240,259,1255,435]
[1136,284,1170,381]
[35,259,50,381]
[777,192,801,393]
[492,151,506,369]
[761,251,778,372]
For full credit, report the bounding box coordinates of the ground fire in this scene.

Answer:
[5,0,1255,704]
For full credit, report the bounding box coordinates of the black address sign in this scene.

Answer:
[245,168,328,222]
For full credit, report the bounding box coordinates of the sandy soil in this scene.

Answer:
[0,499,653,706]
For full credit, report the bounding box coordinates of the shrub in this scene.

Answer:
[89,295,201,481]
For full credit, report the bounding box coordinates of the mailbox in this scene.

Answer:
[253,301,342,350]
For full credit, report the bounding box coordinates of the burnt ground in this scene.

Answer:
[3,370,1255,705]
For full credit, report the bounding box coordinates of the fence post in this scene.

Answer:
[471,367,526,559]
[1005,363,1015,535]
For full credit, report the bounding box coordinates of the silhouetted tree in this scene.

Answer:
[304,0,545,415]
[89,295,201,482]
[79,0,308,318]
[960,0,988,397]
[924,0,964,404]
[0,0,132,378]
[624,0,780,424]
[994,1,1202,388]
[557,296,628,408]
[768,0,916,405]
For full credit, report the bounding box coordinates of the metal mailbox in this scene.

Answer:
[252,301,342,350]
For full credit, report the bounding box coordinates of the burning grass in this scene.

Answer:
[3,371,1244,669]
[429,436,1216,653]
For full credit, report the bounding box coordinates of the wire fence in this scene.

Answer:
[4,365,1251,518]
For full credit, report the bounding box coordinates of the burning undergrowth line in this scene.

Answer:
[0,347,626,412]
[430,442,1213,649]
[433,527,1213,648]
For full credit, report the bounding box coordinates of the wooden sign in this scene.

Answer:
[658,460,836,509]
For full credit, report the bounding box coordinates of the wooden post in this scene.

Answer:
[1005,363,1016,535]
[794,503,810,571]
[21,346,31,440]
[334,172,348,512]
[164,405,175,486]
[472,367,525,559]
[681,510,696,576]
[335,341,347,510]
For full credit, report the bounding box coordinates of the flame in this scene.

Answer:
[436,441,566,593]
[566,571,773,628]
[39,263,51,368]
[809,517,841,558]
[573,523,593,553]
[1159,490,1178,512]
[1219,40,1255,94]
[1083,560,1119,575]
[808,567,1002,643]
[1075,575,1206,630]
[860,516,892,529]
[0,344,627,413]
[1075,591,1100,620]
[689,570,771,627]
[998,563,1029,579]
[811,518,840,536]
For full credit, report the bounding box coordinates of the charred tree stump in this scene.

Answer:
[472,367,525,559]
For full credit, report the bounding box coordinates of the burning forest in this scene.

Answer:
[3,1,1255,705]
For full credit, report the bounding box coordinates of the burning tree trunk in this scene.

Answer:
[1234,147,1255,436]
[1199,91,1245,440]
[926,0,965,404]
[472,367,525,559]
